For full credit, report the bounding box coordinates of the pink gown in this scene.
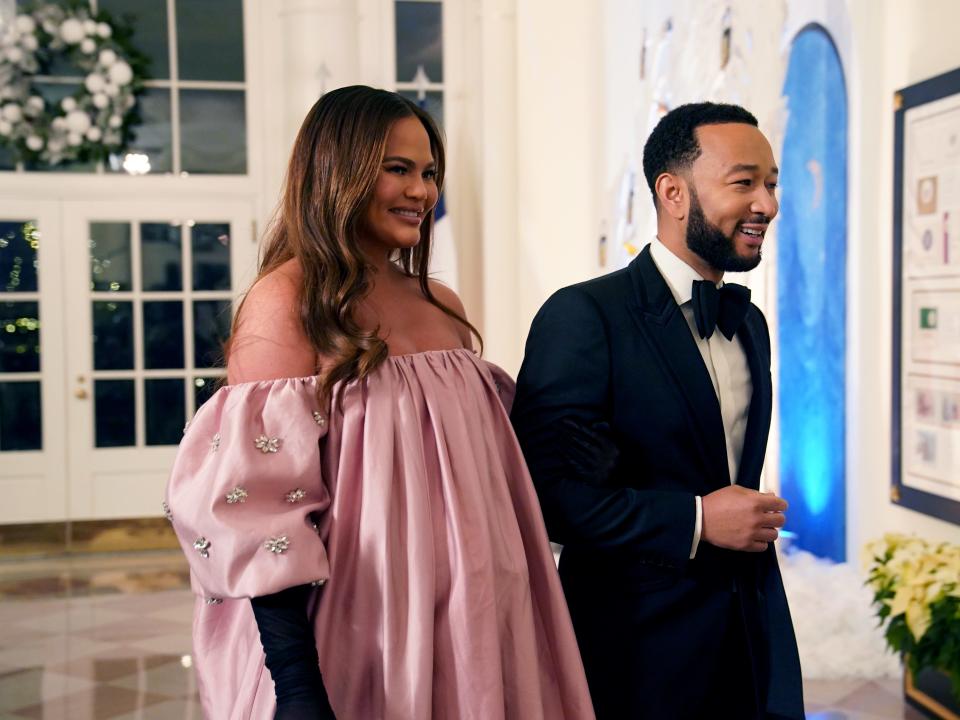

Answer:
[165,348,595,720]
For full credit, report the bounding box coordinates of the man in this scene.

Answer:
[511,103,804,720]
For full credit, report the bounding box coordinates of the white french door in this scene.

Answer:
[62,200,256,520]
[0,200,68,523]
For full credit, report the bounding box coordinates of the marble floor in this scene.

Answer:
[0,552,929,719]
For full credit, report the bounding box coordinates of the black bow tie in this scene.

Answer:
[691,280,751,340]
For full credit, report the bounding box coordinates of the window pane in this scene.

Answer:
[0,381,41,451]
[25,84,97,173]
[141,223,182,292]
[109,88,172,175]
[143,301,184,369]
[0,145,16,170]
[398,90,444,127]
[99,0,171,79]
[180,90,247,174]
[193,375,220,409]
[395,1,443,83]
[92,301,134,370]
[37,40,84,79]
[145,378,185,445]
[90,222,132,292]
[193,300,230,368]
[176,0,245,82]
[192,223,231,291]
[94,379,135,447]
[0,221,39,293]
[0,301,40,373]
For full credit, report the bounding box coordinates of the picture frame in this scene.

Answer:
[891,66,960,526]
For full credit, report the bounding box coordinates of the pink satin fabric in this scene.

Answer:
[166,348,595,720]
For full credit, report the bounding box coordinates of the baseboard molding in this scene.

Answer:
[0,518,179,558]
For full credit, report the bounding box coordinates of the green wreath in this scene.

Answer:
[0,1,148,166]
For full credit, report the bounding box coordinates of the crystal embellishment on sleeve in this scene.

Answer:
[193,537,211,558]
[264,536,290,554]
[225,487,248,504]
[211,433,221,452]
[254,435,281,454]
[311,579,327,587]
[205,597,223,605]
[313,411,327,428]
[285,488,306,504]
[161,501,173,522]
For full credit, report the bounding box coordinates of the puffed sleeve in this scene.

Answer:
[164,376,332,601]
[483,360,517,414]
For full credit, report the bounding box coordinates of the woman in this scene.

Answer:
[165,86,594,720]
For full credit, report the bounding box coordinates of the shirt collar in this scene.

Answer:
[649,237,720,307]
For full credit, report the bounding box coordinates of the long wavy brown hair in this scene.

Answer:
[229,85,480,402]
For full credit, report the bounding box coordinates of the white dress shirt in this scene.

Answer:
[648,238,753,559]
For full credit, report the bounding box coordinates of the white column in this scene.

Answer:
[255,0,363,230]
[514,0,603,364]
[471,0,521,371]
[279,0,362,141]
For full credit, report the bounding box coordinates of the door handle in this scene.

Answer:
[75,388,89,400]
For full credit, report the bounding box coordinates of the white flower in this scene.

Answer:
[1,104,22,122]
[47,138,64,153]
[25,96,44,113]
[51,117,67,131]
[103,83,120,98]
[83,20,98,35]
[14,16,36,35]
[86,126,102,142]
[97,23,112,39]
[65,109,91,133]
[108,61,133,87]
[80,38,96,54]
[67,132,82,146]
[92,93,108,109]
[21,35,38,52]
[61,97,77,112]
[98,49,116,67]
[5,47,23,63]
[25,135,43,151]
[84,73,106,93]
[41,21,56,35]
[0,120,11,136]
[108,114,122,128]
[59,19,85,44]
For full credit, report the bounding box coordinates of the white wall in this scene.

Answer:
[499,0,960,559]
[507,0,603,373]
[845,0,960,558]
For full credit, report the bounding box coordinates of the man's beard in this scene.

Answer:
[685,189,763,273]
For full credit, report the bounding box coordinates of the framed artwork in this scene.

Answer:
[892,66,960,526]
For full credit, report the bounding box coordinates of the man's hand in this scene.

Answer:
[701,485,787,552]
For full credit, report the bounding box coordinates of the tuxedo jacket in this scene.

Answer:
[511,246,804,720]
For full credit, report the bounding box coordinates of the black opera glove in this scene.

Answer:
[559,417,620,487]
[250,584,336,720]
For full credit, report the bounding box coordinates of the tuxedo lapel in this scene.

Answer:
[734,309,773,491]
[627,247,729,488]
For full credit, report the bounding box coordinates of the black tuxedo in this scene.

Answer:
[511,246,803,719]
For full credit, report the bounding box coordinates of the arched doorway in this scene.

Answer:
[777,25,848,561]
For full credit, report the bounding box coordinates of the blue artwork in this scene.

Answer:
[777,26,848,561]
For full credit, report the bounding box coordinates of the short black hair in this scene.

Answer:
[642,102,758,204]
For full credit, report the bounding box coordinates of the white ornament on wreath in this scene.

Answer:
[0,2,144,166]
